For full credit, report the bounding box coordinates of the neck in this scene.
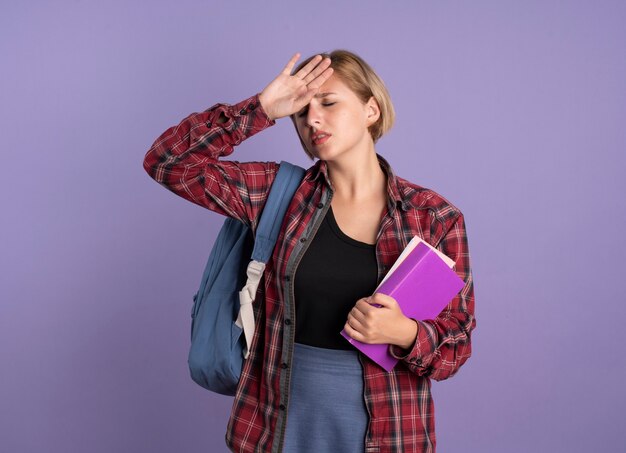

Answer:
[326,149,387,202]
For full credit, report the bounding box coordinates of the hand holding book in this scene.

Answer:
[343,292,419,350]
[341,236,465,372]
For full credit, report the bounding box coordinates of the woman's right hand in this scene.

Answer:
[258,53,333,121]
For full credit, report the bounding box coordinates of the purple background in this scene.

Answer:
[1,1,624,452]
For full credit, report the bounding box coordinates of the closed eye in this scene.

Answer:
[296,102,336,118]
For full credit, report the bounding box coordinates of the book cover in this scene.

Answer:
[340,236,465,372]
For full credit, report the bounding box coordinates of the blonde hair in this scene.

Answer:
[291,49,395,159]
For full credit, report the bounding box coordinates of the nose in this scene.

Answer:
[305,103,322,129]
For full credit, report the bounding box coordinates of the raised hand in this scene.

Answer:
[258,53,334,121]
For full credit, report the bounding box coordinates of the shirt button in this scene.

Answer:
[281,363,289,369]
[284,319,292,325]
[317,202,324,209]
[279,404,286,411]
[206,121,212,127]
[285,275,290,282]
[300,237,306,243]
[240,108,247,115]
[248,103,256,110]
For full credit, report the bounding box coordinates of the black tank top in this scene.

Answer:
[293,206,378,350]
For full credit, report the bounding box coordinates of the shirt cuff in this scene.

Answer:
[214,94,275,133]
[389,320,437,366]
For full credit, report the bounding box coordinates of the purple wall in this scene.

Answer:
[2,1,624,452]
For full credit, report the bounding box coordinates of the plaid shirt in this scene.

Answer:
[144,94,476,453]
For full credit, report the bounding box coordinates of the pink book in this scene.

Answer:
[340,236,465,372]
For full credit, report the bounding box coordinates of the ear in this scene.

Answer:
[365,96,381,127]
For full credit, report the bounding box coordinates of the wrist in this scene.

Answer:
[396,318,418,350]
[258,92,275,121]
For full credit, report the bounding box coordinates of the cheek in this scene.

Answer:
[294,120,307,137]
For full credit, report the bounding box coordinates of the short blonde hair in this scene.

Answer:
[291,49,395,159]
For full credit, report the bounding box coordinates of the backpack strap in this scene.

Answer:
[237,162,305,358]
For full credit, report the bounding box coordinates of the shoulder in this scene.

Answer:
[395,175,463,226]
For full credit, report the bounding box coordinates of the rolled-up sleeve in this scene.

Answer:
[143,94,278,228]
[389,213,476,381]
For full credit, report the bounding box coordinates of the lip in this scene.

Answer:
[311,130,332,146]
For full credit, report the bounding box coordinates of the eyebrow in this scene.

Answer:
[314,92,337,98]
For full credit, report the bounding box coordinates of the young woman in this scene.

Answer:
[144,50,476,453]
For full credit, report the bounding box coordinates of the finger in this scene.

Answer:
[317,66,334,85]
[355,298,374,313]
[370,293,396,308]
[296,69,330,106]
[304,67,334,91]
[294,54,323,79]
[344,321,364,342]
[349,307,367,323]
[302,57,332,84]
[281,53,301,75]
[347,311,367,330]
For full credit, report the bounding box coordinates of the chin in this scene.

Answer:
[311,144,335,159]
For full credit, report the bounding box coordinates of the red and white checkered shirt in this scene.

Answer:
[144,94,476,453]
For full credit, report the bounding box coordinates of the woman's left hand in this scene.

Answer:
[344,293,418,350]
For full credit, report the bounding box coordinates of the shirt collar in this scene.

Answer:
[308,154,407,213]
